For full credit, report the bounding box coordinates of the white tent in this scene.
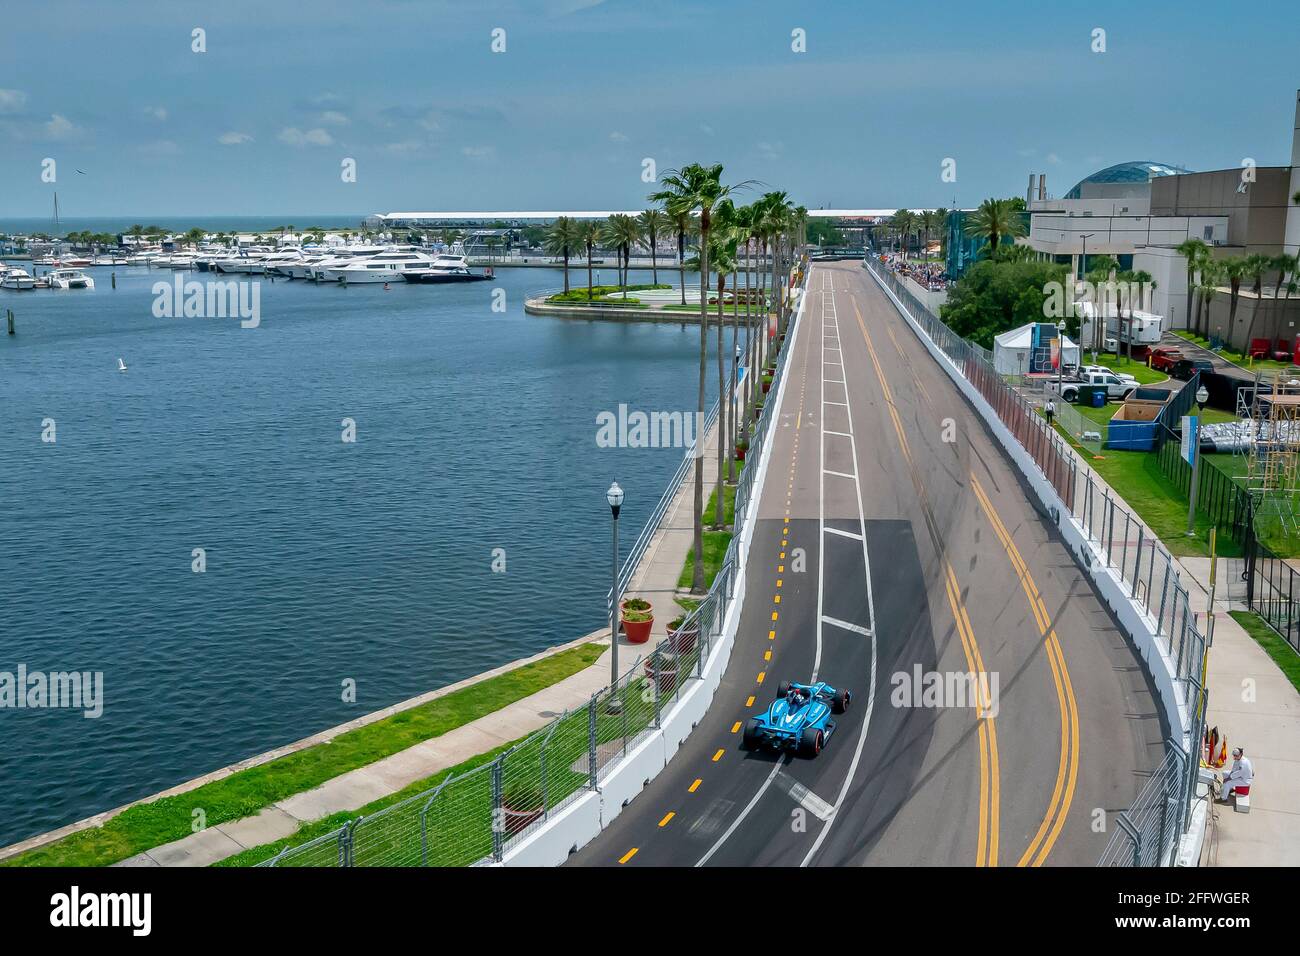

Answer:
[993,323,1080,376]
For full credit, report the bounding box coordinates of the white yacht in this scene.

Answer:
[306,245,385,281]
[47,268,95,289]
[282,253,337,280]
[326,247,437,283]
[166,253,198,270]
[1,267,37,290]
[401,253,489,283]
[262,249,305,276]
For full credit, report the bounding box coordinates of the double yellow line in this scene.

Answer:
[969,474,1080,867]
[855,301,1001,867]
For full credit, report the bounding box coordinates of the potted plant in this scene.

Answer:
[501,781,545,835]
[621,607,653,644]
[761,374,773,394]
[643,647,680,694]
[754,399,766,420]
[734,437,749,461]
[620,596,652,615]
[666,614,699,654]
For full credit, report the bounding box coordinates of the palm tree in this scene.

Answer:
[1197,260,1223,344]
[1241,253,1274,351]
[1175,238,1209,336]
[1116,269,1154,362]
[650,164,750,591]
[543,216,581,294]
[709,224,740,515]
[577,220,602,300]
[1271,253,1297,340]
[1222,257,1248,346]
[668,208,694,305]
[963,198,1026,259]
[638,209,668,286]
[601,214,642,299]
[891,209,915,258]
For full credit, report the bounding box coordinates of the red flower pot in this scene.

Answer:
[501,805,543,835]
[667,623,698,654]
[735,444,747,461]
[621,614,653,644]
[762,379,771,394]
[643,654,680,693]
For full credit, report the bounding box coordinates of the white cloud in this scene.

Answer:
[609,131,628,142]
[756,140,784,161]
[1046,152,1062,165]
[279,126,334,147]
[43,113,79,140]
[0,89,27,113]
[219,131,254,145]
[461,145,495,158]
[700,123,715,136]
[144,106,168,122]
[319,110,350,126]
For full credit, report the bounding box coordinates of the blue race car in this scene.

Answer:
[742,680,851,757]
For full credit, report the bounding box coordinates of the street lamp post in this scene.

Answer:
[1057,318,1067,399]
[606,481,625,714]
[1077,233,1095,350]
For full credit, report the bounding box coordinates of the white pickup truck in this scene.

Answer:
[1046,370,1138,404]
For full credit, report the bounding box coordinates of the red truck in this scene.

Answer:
[1148,346,1184,373]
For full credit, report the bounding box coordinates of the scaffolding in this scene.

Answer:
[1237,373,1300,535]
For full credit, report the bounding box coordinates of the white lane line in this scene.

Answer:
[802,273,879,869]
[825,429,852,438]
[823,469,856,480]
[825,400,849,407]
[825,378,846,384]
[824,526,864,541]
[787,781,836,822]
[821,615,873,637]
[696,759,783,867]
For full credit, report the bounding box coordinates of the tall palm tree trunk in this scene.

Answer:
[678,230,687,306]
[715,271,727,529]
[692,227,709,593]
[729,267,739,482]
[744,243,754,439]
[650,231,658,285]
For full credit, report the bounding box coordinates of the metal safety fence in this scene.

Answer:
[1246,540,1300,654]
[1097,738,1194,867]
[260,280,806,866]
[865,257,1208,866]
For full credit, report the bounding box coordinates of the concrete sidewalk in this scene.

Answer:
[1057,437,1300,866]
[104,411,731,867]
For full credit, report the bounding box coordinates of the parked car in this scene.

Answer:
[1047,370,1137,404]
[1148,346,1183,373]
[1170,358,1215,381]
[1081,364,1138,386]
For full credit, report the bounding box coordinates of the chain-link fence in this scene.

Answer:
[260,277,805,867]
[865,257,1207,866]
[1097,738,1194,867]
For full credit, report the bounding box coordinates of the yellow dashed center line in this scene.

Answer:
[689,778,702,793]
[619,848,638,864]
[658,812,675,828]
[712,749,725,762]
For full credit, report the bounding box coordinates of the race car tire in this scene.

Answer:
[832,688,851,714]
[776,680,792,700]
[742,718,763,751]
[799,726,823,758]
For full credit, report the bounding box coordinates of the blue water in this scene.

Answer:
[0,264,724,846]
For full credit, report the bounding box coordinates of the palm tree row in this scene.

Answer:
[1175,239,1298,348]
[650,166,806,592]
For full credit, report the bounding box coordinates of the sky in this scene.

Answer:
[0,0,1297,218]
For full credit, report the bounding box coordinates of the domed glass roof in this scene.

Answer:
[1064,161,1187,199]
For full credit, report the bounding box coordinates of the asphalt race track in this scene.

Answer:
[571,261,1166,867]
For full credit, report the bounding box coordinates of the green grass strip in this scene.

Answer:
[1227,610,1300,694]
[4,641,604,868]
